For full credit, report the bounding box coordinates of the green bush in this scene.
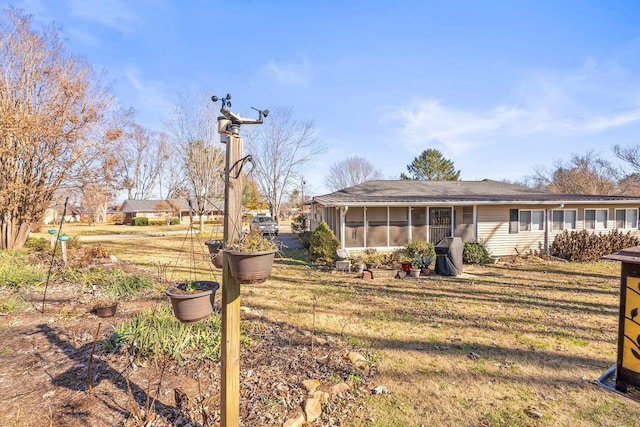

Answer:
[309,221,339,264]
[24,237,50,252]
[169,217,180,225]
[463,241,493,264]
[363,248,384,266]
[132,217,149,226]
[551,229,640,262]
[404,239,436,267]
[300,231,313,249]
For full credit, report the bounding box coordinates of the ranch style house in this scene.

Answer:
[309,179,640,256]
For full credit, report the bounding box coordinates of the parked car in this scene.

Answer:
[250,216,279,236]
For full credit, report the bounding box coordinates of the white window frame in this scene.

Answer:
[519,209,545,232]
[584,208,608,230]
[551,209,577,231]
[615,208,638,229]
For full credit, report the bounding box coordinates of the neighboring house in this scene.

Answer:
[309,179,640,256]
[120,198,225,225]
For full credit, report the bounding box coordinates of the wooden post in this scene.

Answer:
[221,125,243,426]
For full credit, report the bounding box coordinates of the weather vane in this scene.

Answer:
[211,93,269,134]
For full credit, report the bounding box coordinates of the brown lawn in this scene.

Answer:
[2,228,640,426]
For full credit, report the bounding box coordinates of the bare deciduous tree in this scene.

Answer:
[614,144,640,172]
[528,151,619,194]
[80,183,112,225]
[119,123,170,200]
[164,90,225,231]
[324,156,383,191]
[245,106,324,220]
[0,7,121,249]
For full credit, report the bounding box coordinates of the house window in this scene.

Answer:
[615,208,638,229]
[552,210,577,231]
[519,210,544,231]
[584,209,608,230]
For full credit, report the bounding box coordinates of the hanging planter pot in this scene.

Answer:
[166,280,220,323]
[224,249,277,284]
[205,240,224,269]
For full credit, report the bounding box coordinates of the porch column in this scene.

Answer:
[340,206,348,249]
[473,205,477,240]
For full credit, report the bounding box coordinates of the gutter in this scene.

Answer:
[312,199,640,208]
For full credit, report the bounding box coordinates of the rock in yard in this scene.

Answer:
[330,382,351,395]
[301,379,321,392]
[313,390,331,403]
[526,407,544,419]
[348,351,367,367]
[304,398,322,423]
[283,411,305,427]
[372,385,388,394]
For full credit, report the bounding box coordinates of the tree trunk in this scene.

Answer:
[0,217,31,250]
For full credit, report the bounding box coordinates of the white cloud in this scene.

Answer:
[124,65,170,128]
[260,57,311,87]
[67,0,137,34]
[380,58,640,157]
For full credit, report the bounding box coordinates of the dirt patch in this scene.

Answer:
[1,288,375,426]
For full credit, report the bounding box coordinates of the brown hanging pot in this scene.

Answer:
[224,249,276,284]
[205,240,224,268]
[166,280,220,323]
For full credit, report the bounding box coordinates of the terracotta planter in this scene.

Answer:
[421,268,431,276]
[94,303,118,318]
[224,249,276,284]
[409,268,421,278]
[166,280,220,323]
[205,240,224,268]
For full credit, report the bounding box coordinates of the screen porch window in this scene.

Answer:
[584,209,608,230]
[519,210,544,231]
[552,210,577,231]
[615,208,638,229]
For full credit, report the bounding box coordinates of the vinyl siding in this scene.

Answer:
[477,205,546,256]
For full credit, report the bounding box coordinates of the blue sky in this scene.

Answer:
[10,0,640,197]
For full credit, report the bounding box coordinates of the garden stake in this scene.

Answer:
[312,295,317,356]
[41,197,68,313]
[88,322,101,395]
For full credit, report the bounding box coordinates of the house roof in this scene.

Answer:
[312,179,640,207]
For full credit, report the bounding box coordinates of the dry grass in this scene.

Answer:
[91,234,640,426]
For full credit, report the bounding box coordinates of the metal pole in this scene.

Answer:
[221,124,243,427]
